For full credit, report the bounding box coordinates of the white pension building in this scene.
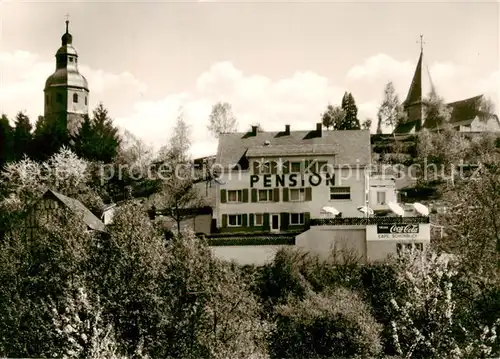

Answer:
[214,123,371,234]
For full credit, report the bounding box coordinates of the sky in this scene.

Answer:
[1,0,499,158]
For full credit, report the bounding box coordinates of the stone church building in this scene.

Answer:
[44,20,89,136]
[394,46,500,135]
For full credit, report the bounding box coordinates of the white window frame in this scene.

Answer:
[228,214,242,227]
[254,213,263,226]
[289,213,305,225]
[330,186,351,200]
[377,191,386,205]
[289,188,305,202]
[227,190,242,203]
[290,161,302,173]
[258,189,273,202]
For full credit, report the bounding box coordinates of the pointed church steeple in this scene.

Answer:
[403,35,425,130]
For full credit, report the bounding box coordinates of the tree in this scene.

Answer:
[31,115,70,161]
[72,103,121,163]
[207,102,238,138]
[377,82,406,134]
[422,89,452,130]
[376,113,383,134]
[440,161,500,277]
[164,108,191,163]
[159,231,268,359]
[389,248,500,359]
[152,168,205,235]
[340,92,361,130]
[270,287,382,359]
[362,118,373,131]
[478,96,497,123]
[12,111,32,161]
[0,114,13,168]
[321,104,345,130]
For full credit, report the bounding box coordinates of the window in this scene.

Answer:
[228,214,242,227]
[69,57,74,62]
[290,161,302,173]
[290,213,305,225]
[73,93,78,103]
[290,188,305,201]
[258,189,273,202]
[260,162,271,174]
[56,93,63,103]
[330,187,351,200]
[377,191,386,204]
[254,213,263,226]
[227,190,242,203]
[85,96,87,105]
[45,94,49,105]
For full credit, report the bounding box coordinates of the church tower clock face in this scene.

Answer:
[43,18,89,134]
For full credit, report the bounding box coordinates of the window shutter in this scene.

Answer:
[220,189,227,203]
[270,161,277,174]
[242,189,249,202]
[305,187,312,201]
[249,213,254,227]
[242,213,248,227]
[222,214,227,227]
[273,188,280,202]
[280,212,289,230]
[263,213,270,229]
[282,161,290,174]
[304,212,310,226]
[253,161,260,175]
[251,188,258,202]
[282,188,289,202]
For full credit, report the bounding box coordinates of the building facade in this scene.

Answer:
[44,20,89,136]
[214,124,372,234]
[368,174,397,212]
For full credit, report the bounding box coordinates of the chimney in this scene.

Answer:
[251,126,258,136]
[285,124,290,135]
[316,123,322,137]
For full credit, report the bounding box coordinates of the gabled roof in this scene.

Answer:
[394,120,418,134]
[216,128,371,168]
[447,95,484,125]
[43,189,106,232]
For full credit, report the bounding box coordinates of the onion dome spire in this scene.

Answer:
[61,15,73,46]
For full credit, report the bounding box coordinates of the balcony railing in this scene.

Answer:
[310,216,430,226]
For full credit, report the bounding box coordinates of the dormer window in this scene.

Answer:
[73,93,78,103]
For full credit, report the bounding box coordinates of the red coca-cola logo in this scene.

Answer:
[389,224,419,234]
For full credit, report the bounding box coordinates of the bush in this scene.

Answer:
[269,287,382,359]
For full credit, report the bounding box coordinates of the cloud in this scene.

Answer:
[0,50,148,122]
[2,49,498,159]
[116,61,349,157]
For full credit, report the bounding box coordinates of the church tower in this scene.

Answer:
[44,19,89,136]
[403,41,423,131]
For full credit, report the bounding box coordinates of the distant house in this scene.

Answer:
[152,206,213,236]
[26,189,107,238]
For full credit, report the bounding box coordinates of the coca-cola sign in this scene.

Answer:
[377,224,419,234]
